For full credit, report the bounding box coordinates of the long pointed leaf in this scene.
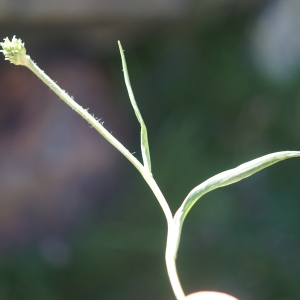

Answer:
[118,41,151,173]
[178,151,300,220]
[170,151,300,258]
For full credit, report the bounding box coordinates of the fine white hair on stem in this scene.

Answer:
[1,36,300,300]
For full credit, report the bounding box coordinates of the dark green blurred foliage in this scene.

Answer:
[1,11,300,300]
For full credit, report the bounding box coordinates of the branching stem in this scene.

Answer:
[2,37,300,300]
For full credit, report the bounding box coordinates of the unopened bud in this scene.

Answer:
[0,36,27,65]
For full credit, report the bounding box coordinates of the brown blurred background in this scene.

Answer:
[1,0,300,299]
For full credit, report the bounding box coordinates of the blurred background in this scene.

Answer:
[0,0,300,299]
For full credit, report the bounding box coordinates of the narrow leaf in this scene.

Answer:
[118,41,151,173]
[177,151,300,222]
[169,151,300,259]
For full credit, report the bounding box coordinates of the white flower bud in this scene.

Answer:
[0,36,27,65]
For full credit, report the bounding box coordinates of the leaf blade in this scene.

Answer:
[118,41,151,173]
[168,151,300,260]
[178,151,300,220]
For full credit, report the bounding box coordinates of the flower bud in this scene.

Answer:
[0,36,27,65]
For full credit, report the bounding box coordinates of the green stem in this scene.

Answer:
[1,38,185,300]
[140,174,185,299]
[165,222,186,300]
[14,42,300,300]
[25,53,185,300]
[24,57,179,269]
[24,55,144,175]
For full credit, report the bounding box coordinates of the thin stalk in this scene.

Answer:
[3,37,300,300]
[23,55,176,224]
[165,223,186,300]
[142,175,185,300]
[142,175,173,225]
[24,55,143,174]
[25,54,182,299]
[1,37,187,300]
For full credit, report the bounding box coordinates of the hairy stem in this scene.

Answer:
[24,55,143,174]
